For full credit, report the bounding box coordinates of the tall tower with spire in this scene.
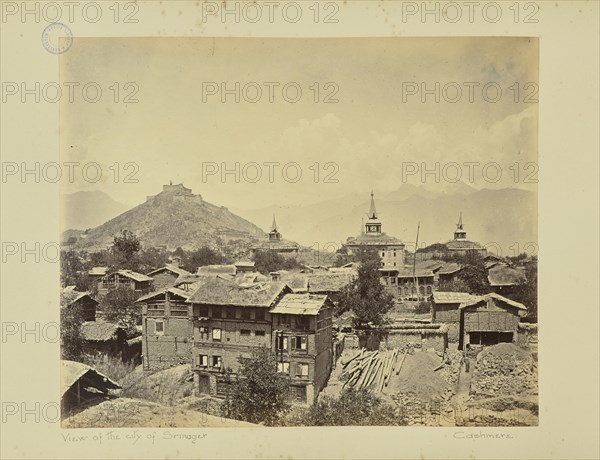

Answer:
[365,191,382,234]
[268,214,282,241]
[454,212,467,240]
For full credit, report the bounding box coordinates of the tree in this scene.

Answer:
[99,287,140,334]
[337,248,394,328]
[333,245,356,267]
[278,387,405,426]
[182,246,229,273]
[60,291,85,360]
[226,349,290,425]
[110,229,142,271]
[512,257,538,321]
[440,251,491,294]
[252,250,301,274]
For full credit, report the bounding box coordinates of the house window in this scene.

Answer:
[198,306,209,317]
[255,309,265,321]
[212,356,222,368]
[197,354,208,367]
[296,363,309,377]
[382,252,385,257]
[212,328,222,341]
[276,336,288,351]
[277,362,290,374]
[391,277,396,285]
[154,321,164,335]
[241,309,251,320]
[291,336,308,351]
[255,330,266,337]
[240,329,251,336]
[212,307,222,319]
[227,307,236,319]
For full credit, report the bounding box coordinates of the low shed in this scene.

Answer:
[459,293,527,350]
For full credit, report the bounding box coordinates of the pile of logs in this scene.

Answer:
[341,348,408,392]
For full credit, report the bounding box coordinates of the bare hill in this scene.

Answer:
[72,183,265,250]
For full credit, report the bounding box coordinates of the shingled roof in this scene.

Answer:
[459,292,527,311]
[346,232,404,247]
[308,272,354,293]
[136,286,193,303]
[269,294,330,316]
[146,264,192,278]
[80,320,123,341]
[187,278,291,307]
[109,270,153,282]
[61,360,121,399]
[432,291,479,304]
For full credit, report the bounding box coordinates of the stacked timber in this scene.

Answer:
[341,348,408,392]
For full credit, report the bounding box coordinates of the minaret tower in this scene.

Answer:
[365,191,382,234]
[454,212,467,240]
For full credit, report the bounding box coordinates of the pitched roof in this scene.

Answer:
[234,261,256,268]
[187,278,290,307]
[61,289,98,307]
[252,239,300,251]
[346,232,404,247]
[81,320,123,341]
[196,265,237,276]
[487,265,526,286]
[61,360,121,398]
[382,268,435,278]
[269,294,329,316]
[136,286,193,303]
[459,292,527,310]
[437,262,463,275]
[88,266,109,276]
[308,272,354,292]
[109,270,153,282]
[433,291,479,304]
[146,264,192,277]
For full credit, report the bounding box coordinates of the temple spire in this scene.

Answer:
[369,190,377,219]
[454,212,467,240]
[457,212,463,230]
[271,213,278,232]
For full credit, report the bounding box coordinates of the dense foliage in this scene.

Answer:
[251,250,302,274]
[224,349,290,425]
[60,291,85,360]
[337,248,394,328]
[278,387,405,426]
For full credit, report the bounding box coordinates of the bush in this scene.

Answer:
[82,353,137,384]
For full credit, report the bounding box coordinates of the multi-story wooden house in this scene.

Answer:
[146,264,192,290]
[99,270,153,294]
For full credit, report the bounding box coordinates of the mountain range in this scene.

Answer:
[62,183,537,258]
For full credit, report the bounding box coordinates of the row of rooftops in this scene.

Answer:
[137,279,331,316]
[432,291,527,311]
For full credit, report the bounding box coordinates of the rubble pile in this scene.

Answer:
[471,343,536,396]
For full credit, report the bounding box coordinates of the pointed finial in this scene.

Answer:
[457,212,463,230]
[369,190,377,219]
[271,213,278,232]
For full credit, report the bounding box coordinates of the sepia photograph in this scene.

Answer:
[1,2,598,459]
[58,36,539,428]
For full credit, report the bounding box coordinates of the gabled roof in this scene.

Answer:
[437,262,463,275]
[308,272,354,293]
[234,261,255,268]
[459,292,527,310]
[432,291,479,304]
[61,289,98,307]
[108,270,153,282]
[196,265,237,276]
[81,320,123,341]
[61,360,121,398]
[488,265,526,286]
[187,278,290,307]
[146,264,192,278]
[381,268,435,278]
[88,266,109,276]
[269,294,329,316]
[136,286,193,303]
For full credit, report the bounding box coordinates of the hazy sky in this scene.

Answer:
[60,37,538,208]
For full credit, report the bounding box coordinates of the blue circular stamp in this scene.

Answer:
[41,22,73,54]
